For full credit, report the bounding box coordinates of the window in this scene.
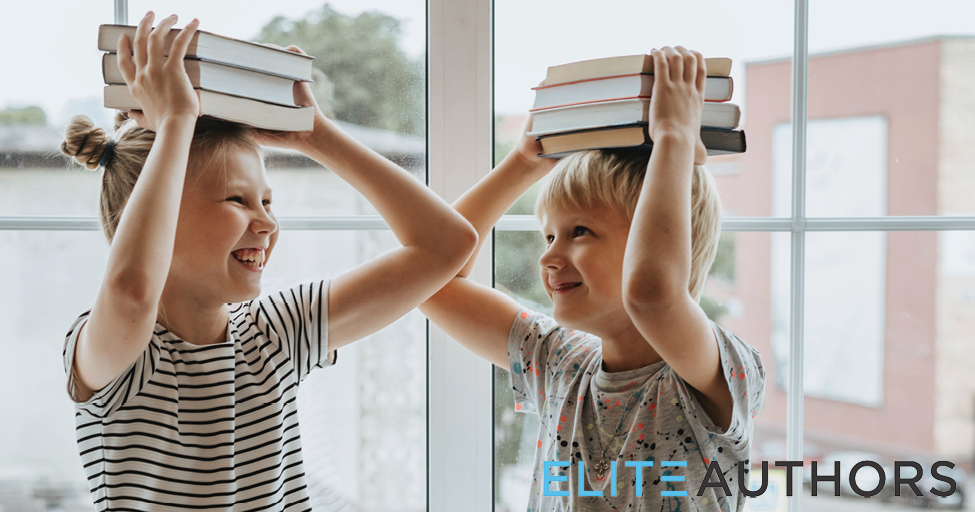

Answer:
[493,1,975,510]
[3,1,975,511]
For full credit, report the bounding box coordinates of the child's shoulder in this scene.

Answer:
[510,308,600,346]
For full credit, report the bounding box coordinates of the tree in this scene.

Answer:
[0,105,47,125]
[255,4,424,136]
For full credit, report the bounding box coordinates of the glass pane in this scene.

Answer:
[493,230,788,511]
[797,231,974,510]
[0,229,425,511]
[494,0,794,216]
[803,2,975,217]
[1,0,425,216]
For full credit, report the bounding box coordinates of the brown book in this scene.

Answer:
[545,55,732,86]
[104,85,314,132]
[536,123,745,158]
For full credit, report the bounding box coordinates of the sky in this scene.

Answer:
[2,0,975,125]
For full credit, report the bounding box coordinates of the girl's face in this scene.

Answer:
[538,203,632,337]
[168,146,279,306]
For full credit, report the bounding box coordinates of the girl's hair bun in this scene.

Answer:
[61,115,112,169]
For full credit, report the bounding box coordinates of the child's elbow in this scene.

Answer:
[622,271,685,313]
[442,215,479,263]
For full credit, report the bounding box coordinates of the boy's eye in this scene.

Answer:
[262,198,273,207]
[545,234,555,244]
[573,226,590,237]
[227,196,245,204]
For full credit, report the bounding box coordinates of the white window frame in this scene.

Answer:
[2,1,975,511]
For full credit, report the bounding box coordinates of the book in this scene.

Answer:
[532,74,732,110]
[102,53,296,106]
[104,85,314,131]
[545,54,732,86]
[528,98,740,136]
[98,24,314,81]
[536,123,746,158]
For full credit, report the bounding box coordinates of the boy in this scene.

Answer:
[420,47,765,511]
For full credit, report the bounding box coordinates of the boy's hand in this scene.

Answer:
[251,45,329,153]
[508,114,558,178]
[117,12,200,131]
[647,46,707,165]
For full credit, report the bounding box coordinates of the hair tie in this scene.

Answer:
[99,139,116,168]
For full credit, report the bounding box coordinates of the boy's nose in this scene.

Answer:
[538,245,566,270]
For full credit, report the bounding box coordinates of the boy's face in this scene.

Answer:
[168,146,280,306]
[538,203,632,336]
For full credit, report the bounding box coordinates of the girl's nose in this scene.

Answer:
[253,208,278,235]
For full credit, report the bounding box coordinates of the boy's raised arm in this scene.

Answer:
[621,47,733,429]
[419,121,557,368]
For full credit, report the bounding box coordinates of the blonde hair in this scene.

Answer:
[61,112,261,243]
[535,150,722,301]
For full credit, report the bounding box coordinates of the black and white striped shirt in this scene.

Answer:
[62,280,336,511]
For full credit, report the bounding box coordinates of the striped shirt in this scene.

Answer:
[62,280,336,511]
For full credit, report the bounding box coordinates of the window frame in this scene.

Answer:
[2,1,975,512]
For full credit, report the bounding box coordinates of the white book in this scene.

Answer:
[98,24,314,81]
[103,53,297,107]
[528,98,740,136]
[104,85,313,132]
[532,74,733,111]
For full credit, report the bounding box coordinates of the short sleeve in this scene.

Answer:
[252,279,336,383]
[506,308,579,415]
[676,323,766,456]
[63,311,162,419]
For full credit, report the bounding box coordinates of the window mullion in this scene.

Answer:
[114,0,127,25]
[427,0,494,510]
[788,0,809,511]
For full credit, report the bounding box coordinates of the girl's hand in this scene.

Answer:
[647,46,707,165]
[251,45,327,153]
[117,12,200,131]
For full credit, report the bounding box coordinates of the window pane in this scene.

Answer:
[799,2,975,217]
[494,0,794,216]
[796,231,974,510]
[0,229,425,511]
[493,230,788,511]
[1,0,425,217]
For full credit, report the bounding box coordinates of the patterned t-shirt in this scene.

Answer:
[508,309,765,512]
[63,280,335,512]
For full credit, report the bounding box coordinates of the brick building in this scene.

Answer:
[709,36,975,467]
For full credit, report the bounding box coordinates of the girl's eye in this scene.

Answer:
[227,196,245,204]
[262,199,273,207]
[573,226,590,237]
[545,234,555,244]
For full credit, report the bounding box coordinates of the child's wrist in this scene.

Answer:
[650,130,697,150]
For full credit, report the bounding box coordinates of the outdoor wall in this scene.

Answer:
[935,38,975,460]
[739,40,943,455]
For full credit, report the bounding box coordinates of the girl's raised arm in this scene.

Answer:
[256,51,478,349]
[70,13,200,399]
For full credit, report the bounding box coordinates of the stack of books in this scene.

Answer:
[98,24,316,131]
[528,54,746,158]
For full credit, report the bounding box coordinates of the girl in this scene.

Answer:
[60,13,476,511]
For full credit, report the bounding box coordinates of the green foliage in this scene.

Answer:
[710,232,737,283]
[699,295,729,322]
[494,115,516,167]
[0,105,47,125]
[255,4,423,135]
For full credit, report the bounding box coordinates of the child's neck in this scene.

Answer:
[157,291,230,346]
[597,322,663,373]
